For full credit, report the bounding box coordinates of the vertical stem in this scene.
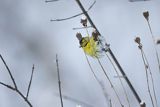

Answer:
[75,0,143,105]
[105,53,131,107]
[142,50,158,107]
[26,64,35,98]
[56,54,64,107]
[140,49,155,107]
[97,58,124,107]
[84,53,111,106]
[147,21,160,74]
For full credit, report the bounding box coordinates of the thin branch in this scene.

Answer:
[50,0,96,22]
[84,53,111,106]
[16,89,33,107]
[51,13,83,21]
[140,48,155,107]
[75,0,143,105]
[0,54,17,89]
[105,53,131,107]
[56,54,64,107]
[143,11,160,74]
[87,0,96,11]
[55,93,94,107]
[26,64,35,99]
[142,50,158,107]
[73,26,92,30]
[0,54,33,107]
[45,0,60,3]
[147,20,160,73]
[0,81,15,90]
[97,58,124,107]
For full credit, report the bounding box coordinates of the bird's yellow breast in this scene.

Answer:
[81,36,98,58]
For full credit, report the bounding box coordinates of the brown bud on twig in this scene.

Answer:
[81,16,87,27]
[76,32,82,41]
[135,37,141,44]
[143,11,149,21]
[135,37,143,49]
[92,29,99,41]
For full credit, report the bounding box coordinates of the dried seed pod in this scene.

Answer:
[76,32,82,41]
[92,29,99,41]
[81,16,87,27]
[143,11,149,21]
[135,37,141,44]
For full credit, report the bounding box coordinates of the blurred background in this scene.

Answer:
[0,0,160,107]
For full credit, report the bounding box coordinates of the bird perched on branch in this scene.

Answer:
[76,30,108,58]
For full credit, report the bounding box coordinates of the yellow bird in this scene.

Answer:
[76,33,103,58]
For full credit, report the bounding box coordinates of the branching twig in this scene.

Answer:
[26,64,35,98]
[97,58,124,107]
[143,11,160,74]
[84,53,111,106]
[0,54,17,89]
[140,48,155,107]
[0,54,33,107]
[0,81,15,90]
[50,0,96,22]
[135,37,156,107]
[56,54,64,107]
[142,50,158,107]
[105,53,131,107]
[75,0,143,105]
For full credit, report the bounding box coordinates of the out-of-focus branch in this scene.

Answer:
[50,0,96,22]
[0,54,33,107]
[26,64,35,98]
[56,54,64,107]
[45,0,60,3]
[55,93,94,107]
[0,54,17,89]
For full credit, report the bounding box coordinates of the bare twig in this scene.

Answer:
[97,58,124,107]
[105,53,131,107]
[56,54,64,107]
[75,0,143,105]
[0,81,15,90]
[50,0,96,22]
[55,93,94,107]
[84,53,111,106]
[140,48,155,107]
[0,54,17,89]
[142,50,158,107]
[143,11,160,74]
[0,54,33,107]
[135,37,155,107]
[45,0,60,3]
[51,13,83,22]
[26,64,35,98]
[73,26,92,30]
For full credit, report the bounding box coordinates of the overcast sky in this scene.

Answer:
[0,0,160,107]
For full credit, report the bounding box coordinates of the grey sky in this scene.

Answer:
[0,0,160,107]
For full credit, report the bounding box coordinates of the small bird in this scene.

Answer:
[76,32,107,58]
